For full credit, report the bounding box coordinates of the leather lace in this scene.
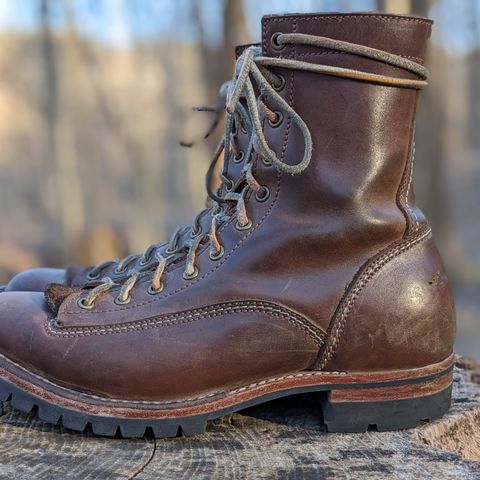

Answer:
[78,32,427,309]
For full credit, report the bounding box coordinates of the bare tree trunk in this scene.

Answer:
[40,0,64,260]
[410,0,430,16]
[192,0,249,101]
[221,0,249,81]
[41,0,87,263]
[469,1,480,148]
[377,0,429,14]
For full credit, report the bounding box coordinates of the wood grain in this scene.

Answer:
[1,358,480,479]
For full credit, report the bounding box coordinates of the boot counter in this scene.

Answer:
[325,231,456,372]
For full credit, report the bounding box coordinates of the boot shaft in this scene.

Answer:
[259,13,432,241]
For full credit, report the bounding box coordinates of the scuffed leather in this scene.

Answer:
[0,293,320,400]
[326,234,456,371]
[0,14,455,403]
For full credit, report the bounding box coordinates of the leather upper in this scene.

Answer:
[0,13,455,402]
[5,268,66,293]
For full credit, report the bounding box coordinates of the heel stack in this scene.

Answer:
[322,370,453,433]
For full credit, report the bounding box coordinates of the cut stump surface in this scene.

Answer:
[1,357,480,479]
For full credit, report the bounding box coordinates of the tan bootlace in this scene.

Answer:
[78,33,427,310]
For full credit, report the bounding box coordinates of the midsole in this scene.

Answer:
[0,353,454,419]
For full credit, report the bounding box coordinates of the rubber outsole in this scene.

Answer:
[0,370,453,438]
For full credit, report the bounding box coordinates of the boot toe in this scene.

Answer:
[5,268,66,292]
[0,292,51,363]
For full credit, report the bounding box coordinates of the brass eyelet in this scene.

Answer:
[182,267,199,281]
[235,219,253,231]
[273,74,285,92]
[270,32,285,51]
[114,295,131,305]
[209,245,225,261]
[268,111,283,128]
[233,151,244,164]
[77,297,94,310]
[147,283,164,295]
[86,271,100,281]
[255,186,270,203]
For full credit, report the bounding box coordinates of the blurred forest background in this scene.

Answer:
[0,0,478,355]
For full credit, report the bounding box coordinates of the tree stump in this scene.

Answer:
[1,358,480,479]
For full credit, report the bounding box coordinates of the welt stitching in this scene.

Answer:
[48,301,326,345]
[4,351,346,407]
[315,226,432,370]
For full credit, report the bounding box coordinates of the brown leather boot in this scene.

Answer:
[0,13,455,438]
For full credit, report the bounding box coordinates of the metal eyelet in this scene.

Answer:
[240,124,248,134]
[114,295,131,305]
[262,157,273,167]
[224,178,234,191]
[255,186,270,203]
[235,219,253,231]
[273,74,285,92]
[77,297,94,310]
[233,151,244,164]
[165,245,178,255]
[270,32,285,51]
[190,227,202,238]
[268,111,283,128]
[209,245,225,261]
[114,266,126,275]
[147,283,164,295]
[86,271,100,281]
[139,254,152,266]
[182,267,199,281]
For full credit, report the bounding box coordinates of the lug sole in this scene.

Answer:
[0,353,454,438]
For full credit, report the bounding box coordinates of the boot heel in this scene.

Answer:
[321,374,452,433]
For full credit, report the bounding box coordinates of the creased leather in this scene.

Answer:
[0,14,455,403]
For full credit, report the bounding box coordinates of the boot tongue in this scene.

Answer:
[261,13,431,63]
[45,283,81,314]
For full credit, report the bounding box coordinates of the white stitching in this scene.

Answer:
[0,352,346,407]
[48,300,326,346]
[316,227,432,369]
